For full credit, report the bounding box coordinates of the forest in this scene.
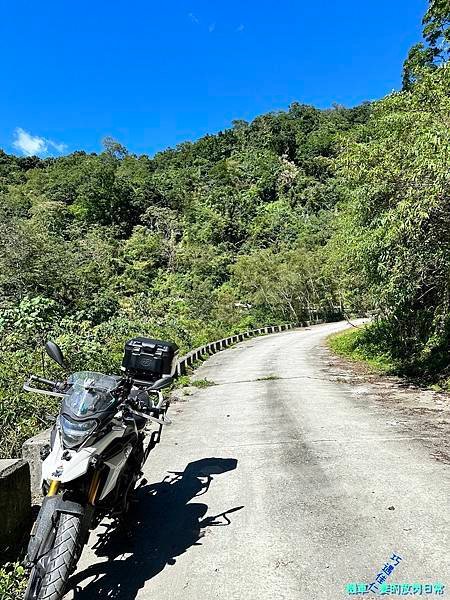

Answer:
[0,0,449,458]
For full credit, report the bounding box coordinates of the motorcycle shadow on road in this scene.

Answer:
[69,457,243,599]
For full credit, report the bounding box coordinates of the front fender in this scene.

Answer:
[27,495,93,564]
[27,496,85,562]
[27,496,58,563]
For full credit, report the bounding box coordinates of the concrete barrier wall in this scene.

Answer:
[0,459,31,560]
[22,428,51,500]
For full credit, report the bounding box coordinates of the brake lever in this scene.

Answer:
[129,408,172,426]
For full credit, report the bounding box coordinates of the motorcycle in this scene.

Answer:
[23,337,178,600]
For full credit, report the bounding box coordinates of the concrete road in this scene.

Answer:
[67,321,449,599]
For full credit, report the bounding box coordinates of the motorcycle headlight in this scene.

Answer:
[59,415,97,448]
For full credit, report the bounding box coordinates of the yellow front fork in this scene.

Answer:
[87,471,101,505]
[47,480,60,496]
[47,472,101,504]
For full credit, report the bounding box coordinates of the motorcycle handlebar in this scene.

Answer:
[24,375,66,398]
[127,407,172,426]
[30,374,58,387]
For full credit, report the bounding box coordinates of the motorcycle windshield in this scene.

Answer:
[62,371,120,418]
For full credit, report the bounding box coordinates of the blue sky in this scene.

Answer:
[0,0,427,157]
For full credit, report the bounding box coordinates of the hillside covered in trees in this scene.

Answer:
[0,0,449,457]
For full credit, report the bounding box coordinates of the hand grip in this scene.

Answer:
[30,374,57,387]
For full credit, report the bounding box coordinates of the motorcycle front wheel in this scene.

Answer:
[25,512,84,600]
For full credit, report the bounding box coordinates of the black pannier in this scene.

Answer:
[122,337,178,380]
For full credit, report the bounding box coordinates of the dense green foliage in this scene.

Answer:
[332,65,450,377]
[1,0,449,460]
[0,104,366,456]
[402,0,450,89]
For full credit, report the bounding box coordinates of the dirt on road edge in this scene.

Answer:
[321,341,450,465]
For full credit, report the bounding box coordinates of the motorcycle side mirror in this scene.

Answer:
[45,341,68,370]
[151,375,174,390]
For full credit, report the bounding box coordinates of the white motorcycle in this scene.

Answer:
[23,337,178,600]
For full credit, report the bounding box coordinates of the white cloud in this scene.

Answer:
[188,12,199,24]
[236,23,244,32]
[12,128,67,156]
[208,22,216,33]
[13,128,47,156]
[48,140,67,153]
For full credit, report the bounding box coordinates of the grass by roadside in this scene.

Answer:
[190,378,216,388]
[327,326,395,374]
[172,375,216,389]
[0,562,27,600]
[328,325,450,391]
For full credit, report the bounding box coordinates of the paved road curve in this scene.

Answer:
[67,322,449,599]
